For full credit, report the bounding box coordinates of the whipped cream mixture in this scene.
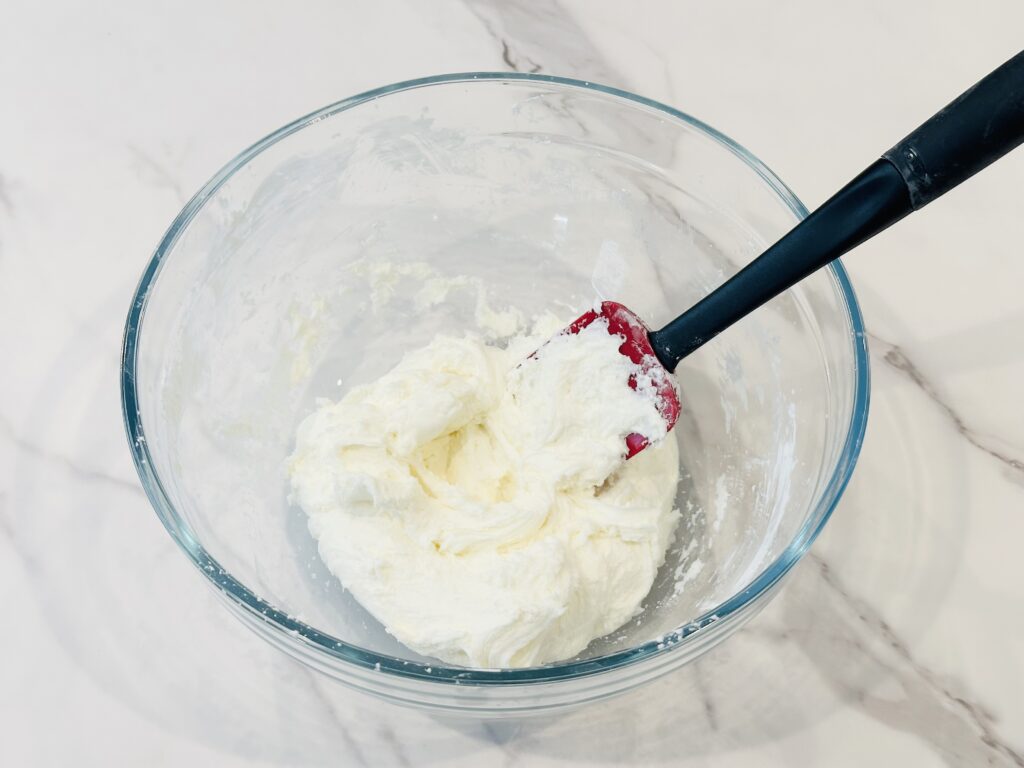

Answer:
[288,315,681,668]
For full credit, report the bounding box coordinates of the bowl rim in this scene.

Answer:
[121,71,870,686]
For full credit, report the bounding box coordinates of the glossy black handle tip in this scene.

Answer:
[884,50,1024,209]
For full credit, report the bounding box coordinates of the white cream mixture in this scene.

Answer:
[288,316,681,668]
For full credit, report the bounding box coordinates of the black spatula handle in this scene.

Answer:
[885,50,1024,209]
[650,50,1024,371]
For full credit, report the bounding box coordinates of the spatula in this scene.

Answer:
[561,50,1024,457]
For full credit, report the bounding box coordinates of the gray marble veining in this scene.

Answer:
[874,335,1024,477]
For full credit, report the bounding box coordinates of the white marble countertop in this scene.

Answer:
[3,1,1023,765]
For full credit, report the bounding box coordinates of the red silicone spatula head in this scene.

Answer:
[563,301,681,458]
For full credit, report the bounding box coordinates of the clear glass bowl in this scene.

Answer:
[122,73,869,715]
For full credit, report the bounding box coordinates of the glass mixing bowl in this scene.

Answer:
[122,73,869,715]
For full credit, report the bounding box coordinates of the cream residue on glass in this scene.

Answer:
[287,264,682,669]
